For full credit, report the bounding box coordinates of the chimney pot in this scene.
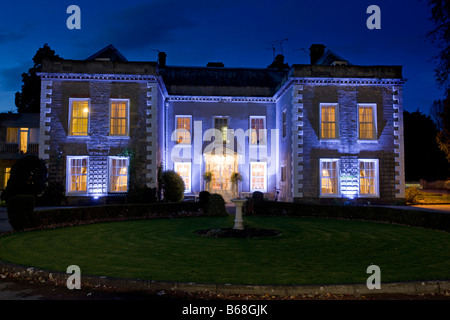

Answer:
[158,52,167,68]
[309,44,326,65]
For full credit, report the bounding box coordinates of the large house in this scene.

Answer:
[38,44,405,204]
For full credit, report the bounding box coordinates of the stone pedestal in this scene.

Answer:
[231,198,246,230]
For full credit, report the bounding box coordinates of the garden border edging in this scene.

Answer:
[1,259,449,297]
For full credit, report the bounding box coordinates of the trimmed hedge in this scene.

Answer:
[205,193,227,216]
[7,195,36,231]
[27,202,202,230]
[245,200,450,233]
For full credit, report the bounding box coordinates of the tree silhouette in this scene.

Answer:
[1,155,48,204]
[426,1,450,161]
[15,44,62,113]
[404,110,449,181]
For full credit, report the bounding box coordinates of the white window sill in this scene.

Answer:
[357,139,378,143]
[107,136,130,139]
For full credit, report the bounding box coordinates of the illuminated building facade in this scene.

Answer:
[39,44,405,204]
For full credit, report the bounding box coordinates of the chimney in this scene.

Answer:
[158,52,167,68]
[309,44,325,65]
[207,62,224,68]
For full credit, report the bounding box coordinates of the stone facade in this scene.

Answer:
[38,45,405,204]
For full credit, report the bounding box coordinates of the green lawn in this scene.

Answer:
[0,216,449,285]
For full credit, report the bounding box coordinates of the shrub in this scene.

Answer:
[250,191,265,215]
[1,155,47,204]
[127,186,157,204]
[7,195,36,231]
[405,186,423,204]
[161,170,185,202]
[198,191,210,212]
[37,183,66,206]
[30,202,202,229]
[205,193,228,216]
[252,191,264,200]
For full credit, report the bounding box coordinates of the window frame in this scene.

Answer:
[175,115,192,145]
[250,162,267,193]
[109,99,130,137]
[66,156,89,195]
[358,159,380,197]
[319,158,340,197]
[282,109,287,139]
[249,116,266,145]
[68,98,90,137]
[4,167,11,189]
[357,103,377,141]
[108,156,130,193]
[319,103,339,141]
[213,116,229,144]
[174,162,192,193]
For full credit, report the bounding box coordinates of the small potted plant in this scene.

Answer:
[203,171,213,191]
[230,172,242,197]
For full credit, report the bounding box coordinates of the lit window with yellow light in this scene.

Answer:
[67,156,88,193]
[110,100,129,136]
[359,159,379,196]
[358,104,377,140]
[109,157,129,193]
[4,167,11,189]
[69,99,90,136]
[175,116,191,144]
[320,159,339,196]
[250,116,266,145]
[320,103,338,140]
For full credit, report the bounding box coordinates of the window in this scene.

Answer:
[109,157,129,193]
[29,128,39,144]
[18,128,28,153]
[4,167,11,189]
[110,99,129,136]
[250,162,267,192]
[359,159,379,196]
[174,162,191,193]
[320,103,338,139]
[358,104,377,140]
[214,117,229,143]
[281,165,287,182]
[320,159,339,196]
[5,127,38,153]
[282,109,287,138]
[175,116,191,144]
[67,156,88,193]
[69,99,90,136]
[6,128,18,143]
[250,116,266,145]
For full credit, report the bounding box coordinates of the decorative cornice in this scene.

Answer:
[166,96,275,103]
[291,77,406,86]
[38,72,158,82]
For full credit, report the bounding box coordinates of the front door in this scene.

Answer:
[204,151,238,202]
[210,162,232,192]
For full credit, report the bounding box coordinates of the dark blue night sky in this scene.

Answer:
[0,0,444,114]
